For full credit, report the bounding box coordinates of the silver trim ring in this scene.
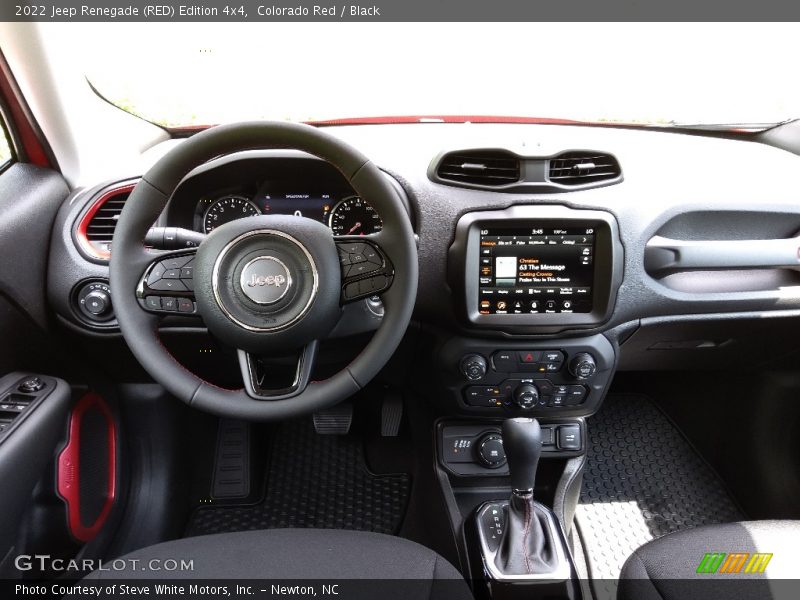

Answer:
[239,256,293,305]
[211,229,319,333]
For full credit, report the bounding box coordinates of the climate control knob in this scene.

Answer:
[460,354,488,381]
[513,383,539,409]
[568,353,597,380]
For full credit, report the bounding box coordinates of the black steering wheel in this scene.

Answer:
[110,122,418,421]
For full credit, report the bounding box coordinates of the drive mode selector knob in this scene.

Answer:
[568,353,597,380]
[513,383,539,409]
[476,433,506,468]
[460,354,488,381]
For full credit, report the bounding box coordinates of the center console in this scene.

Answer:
[431,205,623,598]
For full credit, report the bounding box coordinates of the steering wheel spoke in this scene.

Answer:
[336,236,394,304]
[136,249,200,316]
[238,340,319,400]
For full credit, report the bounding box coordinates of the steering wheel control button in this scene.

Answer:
[336,240,393,302]
[149,279,188,292]
[145,296,162,310]
[239,256,292,305]
[177,298,195,313]
[146,263,166,285]
[477,433,507,468]
[161,297,178,311]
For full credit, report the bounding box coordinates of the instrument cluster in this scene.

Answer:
[195,190,382,236]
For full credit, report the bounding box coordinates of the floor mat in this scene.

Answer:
[576,394,743,599]
[186,420,411,536]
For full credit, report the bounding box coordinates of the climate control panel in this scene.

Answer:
[439,334,615,417]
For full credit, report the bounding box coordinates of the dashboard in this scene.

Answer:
[44,121,800,417]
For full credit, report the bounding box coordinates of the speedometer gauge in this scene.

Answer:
[328,196,382,236]
[203,195,260,234]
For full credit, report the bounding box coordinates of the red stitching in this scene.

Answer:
[522,497,533,574]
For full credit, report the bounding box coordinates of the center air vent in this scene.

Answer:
[548,152,621,186]
[436,150,520,186]
[77,183,136,261]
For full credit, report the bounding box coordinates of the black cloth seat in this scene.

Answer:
[618,520,800,600]
[85,529,473,600]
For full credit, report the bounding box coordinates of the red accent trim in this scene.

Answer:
[76,183,137,260]
[57,392,117,543]
[0,50,51,167]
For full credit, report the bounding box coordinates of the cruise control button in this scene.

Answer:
[349,262,380,277]
[149,279,188,292]
[145,296,162,310]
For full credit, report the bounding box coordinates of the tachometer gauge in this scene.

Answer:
[203,195,260,234]
[328,196,382,236]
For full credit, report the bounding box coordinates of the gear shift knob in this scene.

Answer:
[502,417,542,494]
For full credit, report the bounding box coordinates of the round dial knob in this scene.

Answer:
[476,433,506,468]
[568,353,597,380]
[83,290,112,318]
[513,383,539,409]
[460,354,487,381]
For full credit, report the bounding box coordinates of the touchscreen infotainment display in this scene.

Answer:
[478,225,595,314]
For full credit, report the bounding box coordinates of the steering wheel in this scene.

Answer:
[110,122,418,421]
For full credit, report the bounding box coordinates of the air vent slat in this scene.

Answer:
[436,150,520,186]
[548,151,621,186]
[85,189,131,244]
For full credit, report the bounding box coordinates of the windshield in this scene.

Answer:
[58,23,799,128]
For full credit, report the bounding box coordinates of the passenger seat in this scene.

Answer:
[618,520,800,600]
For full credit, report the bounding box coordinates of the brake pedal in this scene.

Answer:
[313,402,353,435]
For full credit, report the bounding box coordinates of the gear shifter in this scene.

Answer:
[502,417,542,493]
[490,417,559,576]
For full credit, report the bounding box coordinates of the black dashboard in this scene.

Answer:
[44,121,800,420]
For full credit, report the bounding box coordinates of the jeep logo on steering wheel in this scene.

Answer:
[239,256,292,305]
[247,273,287,287]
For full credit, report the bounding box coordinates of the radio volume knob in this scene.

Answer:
[568,353,597,380]
[460,354,488,381]
[513,384,539,409]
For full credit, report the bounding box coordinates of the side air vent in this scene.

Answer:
[76,183,137,261]
[436,150,520,186]
[548,152,621,186]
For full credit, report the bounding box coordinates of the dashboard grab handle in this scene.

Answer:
[645,235,800,273]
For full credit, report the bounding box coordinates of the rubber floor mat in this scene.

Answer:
[186,420,411,536]
[576,394,743,599]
